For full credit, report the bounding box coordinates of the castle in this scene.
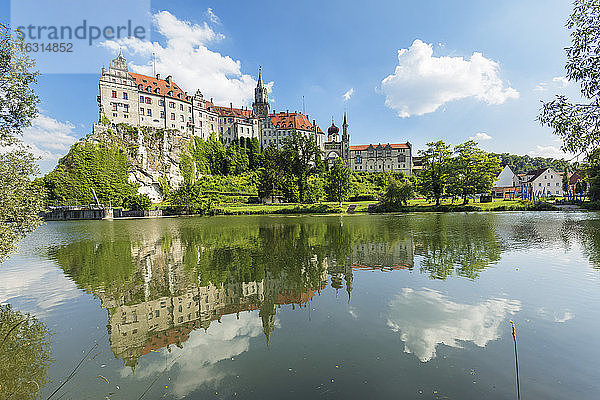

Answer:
[98,52,413,175]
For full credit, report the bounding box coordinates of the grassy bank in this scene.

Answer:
[209,198,558,216]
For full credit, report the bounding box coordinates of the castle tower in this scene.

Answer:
[342,113,350,161]
[252,67,270,119]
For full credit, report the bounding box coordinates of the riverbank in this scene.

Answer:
[41,199,570,221]
[211,198,559,216]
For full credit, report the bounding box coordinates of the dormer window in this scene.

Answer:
[138,84,143,90]
[156,88,160,94]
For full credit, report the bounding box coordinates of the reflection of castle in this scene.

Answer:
[98,236,328,367]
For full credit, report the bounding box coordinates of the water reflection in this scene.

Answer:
[0,304,52,400]
[387,288,521,362]
[47,212,600,373]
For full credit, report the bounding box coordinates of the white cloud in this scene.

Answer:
[343,88,354,101]
[469,132,492,141]
[387,288,520,362]
[534,76,570,92]
[552,76,569,87]
[528,145,569,159]
[380,39,519,118]
[101,11,271,106]
[206,8,220,24]
[20,114,79,161]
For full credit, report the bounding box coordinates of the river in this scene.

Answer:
[1,212,599,399]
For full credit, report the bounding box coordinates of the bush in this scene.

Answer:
[122,193,152,211]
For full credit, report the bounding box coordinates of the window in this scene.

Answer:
[146,98,151,104]
[180,104,184,111]
[199,121,202,127]
[539,183,542,187]
[170,113,175,120]
[169,101,175,108]
[398,154,406,162]
[124,104,129,112]
[160,111,165,119]
[557,182,560,186]
[147,109,151,116]
[140,95,144,102]
[123,92,128,100]
[111,91,117,98]
[159,99,164,106]
[140,107,144,114]
[547,182,551,186]
[180,115,184,122]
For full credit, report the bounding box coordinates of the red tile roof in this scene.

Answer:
[269,112,315,131]
[212,105,254,119]
[129,72,192,102]
[349,143,410,151]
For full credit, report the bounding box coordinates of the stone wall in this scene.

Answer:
[90,123,193,202]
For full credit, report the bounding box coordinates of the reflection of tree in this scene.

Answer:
[569,217,600,269]
[413,214,502,280]
[51,240,136,297]
[0,304,52,400]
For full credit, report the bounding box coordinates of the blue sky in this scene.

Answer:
[2,0,580,173]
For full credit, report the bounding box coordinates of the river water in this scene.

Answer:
[1,212,600,399]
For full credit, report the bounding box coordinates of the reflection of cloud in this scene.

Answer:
[537,307,574,323]
[387,288,520,362]
[348,306,358,319]
[122,312,264,398]
[0,260,82,317]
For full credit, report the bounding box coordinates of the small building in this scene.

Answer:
[492,166,565,198]
[348,142,413,175]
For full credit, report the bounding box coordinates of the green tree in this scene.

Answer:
[380,173,415,209]
[122,193,152,211]
[305,174,326,203]
[449,141,501,204]
[325,158,352,205]
[0,304,53,400]
[257,145,284,201]
[42,142,138,207]
[0,25,44,261]
[281,131,323,203]
[538,1,600,197]
[419,141,452,205]
[563,166,570,192]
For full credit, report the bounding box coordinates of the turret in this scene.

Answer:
[252,66,270,119]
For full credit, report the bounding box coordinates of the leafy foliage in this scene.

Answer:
[122,193,152,211]
[379,172,415,209]
[0,25,39,144]
[0,25,43,261]
[326,158,353,204]
[41,141,138,207]
[449,141,501,204]
[491,153,571,175]
[539,0,600,156]
[418,141,453,205]
[0,147,44,261]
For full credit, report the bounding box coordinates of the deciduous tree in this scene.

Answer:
[419,141,452,205]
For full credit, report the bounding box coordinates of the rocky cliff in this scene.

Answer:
[89,123,192,202]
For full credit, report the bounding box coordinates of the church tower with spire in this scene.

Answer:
[252,67,270,119]
[341,112,350,161]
